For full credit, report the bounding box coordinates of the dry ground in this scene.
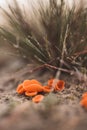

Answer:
[0,41,87,130]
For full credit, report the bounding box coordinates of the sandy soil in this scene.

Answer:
[0,41,87,130]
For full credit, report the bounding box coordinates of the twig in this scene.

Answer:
[7,63,73,81]
[55,24,69,79]
[30,63,73,74]
[74,50,87,57]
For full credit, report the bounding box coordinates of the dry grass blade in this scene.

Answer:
[0,0,87,75]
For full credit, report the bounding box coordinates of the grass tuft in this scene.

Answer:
[0,0,87,75]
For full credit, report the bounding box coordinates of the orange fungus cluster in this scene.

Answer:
[16,79,65,103]
[80,92,87,109]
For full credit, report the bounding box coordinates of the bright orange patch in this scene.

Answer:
[54,80,65,91]
[16,83,25,94]
[25,84,44,92]
[23,80,30,86]
[16,78,65,103]
[80,98,87,109]
[80,92,87,109]
[23,79,42,92]
[48,79,65,91]
[48,79,54,87]
[29,79,41,85]
[25,91,37,97]
[43,86,51,93]
[32,95,44,103]
[82,92,87,99]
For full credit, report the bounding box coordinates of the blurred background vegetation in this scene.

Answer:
[0,0,87,76]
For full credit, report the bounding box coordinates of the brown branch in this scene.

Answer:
[74,50,87,57]
[30,63,73,74]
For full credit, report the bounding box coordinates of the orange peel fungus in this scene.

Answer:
[16,83,25,94]
[23,79,44,97]
[32,95,44,103]
[82,92,87,99]
[80,92,87,109]
[54,80,65,91]
[16,78,65,103]
[47,79,65,91]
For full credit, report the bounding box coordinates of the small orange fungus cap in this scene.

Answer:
[23,80,30,86]
[23,79,43,92]
[43,86,51,93]
[54,80,65,91]
[48,79,65,91]
[80,98,87,109]
[48,79,54,87]
[16,84,25,94]
[82,92,87,99]
[29,79,41,85]
[80,92,87,109]
[32,95,44,103]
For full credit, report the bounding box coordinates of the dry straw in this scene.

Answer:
[0,0,87,77]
